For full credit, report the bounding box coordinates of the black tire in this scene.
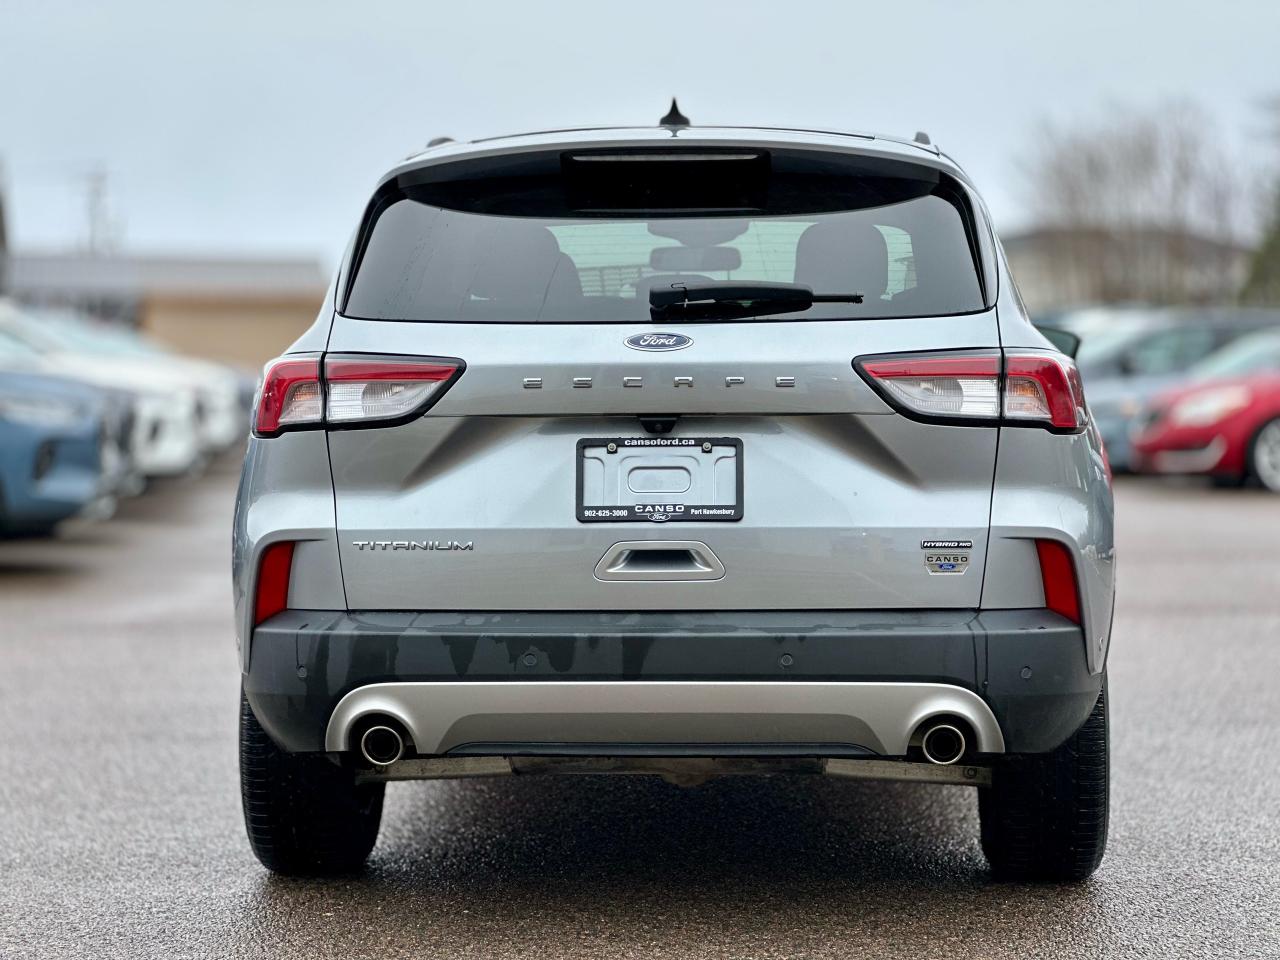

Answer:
[239,689,384,875]
[979,679,1109,881]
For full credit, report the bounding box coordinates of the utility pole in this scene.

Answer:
[85,165,116,254]
[86,166,106,254]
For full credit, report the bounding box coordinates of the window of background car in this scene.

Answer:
[1191,331,1280,379]
[1123,326,1217,375]
[1076,323,1213,377]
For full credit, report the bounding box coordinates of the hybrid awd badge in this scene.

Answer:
[921,539,972,575]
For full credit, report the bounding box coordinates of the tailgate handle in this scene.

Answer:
[594,541,725,582]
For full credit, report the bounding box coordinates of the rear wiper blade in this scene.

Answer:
[649,281,863,321]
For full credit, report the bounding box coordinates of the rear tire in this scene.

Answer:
[239,689,384,875]
[979,679,1109,881]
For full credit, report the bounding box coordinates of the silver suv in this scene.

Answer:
[233,115,1115,881]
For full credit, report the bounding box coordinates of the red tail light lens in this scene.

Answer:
[856,350,1086,431]
[253,540,295,626]
[1035,539,1081,624]
[325,355,463,425]
[255,357,322,436]
[1005,355,1086,429]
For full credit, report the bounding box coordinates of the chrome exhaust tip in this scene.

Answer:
[920,723,967,766]
[359,724,406,766]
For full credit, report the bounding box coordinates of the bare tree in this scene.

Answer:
[1018,102,1250,306]
[1241,96,1280,305]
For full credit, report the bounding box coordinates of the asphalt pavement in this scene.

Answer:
[1,458,1278,959]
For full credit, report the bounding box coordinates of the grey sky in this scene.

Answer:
[2,0,1277,268]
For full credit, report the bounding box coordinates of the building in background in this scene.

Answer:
[5,252,327,370]
[1004,226,1253,315]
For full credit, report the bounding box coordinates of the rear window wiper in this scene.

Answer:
[649,281,864,321]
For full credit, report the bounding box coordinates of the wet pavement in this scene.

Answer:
[2,459,1277,958]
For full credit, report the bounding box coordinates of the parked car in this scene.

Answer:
[1131,329,1280,490]
[27,311,248,452]
[1075,308,1280,471]
[0,324,141,503]
[0,302,202,477]
[234,120,1115,881]
[0,370,109,536]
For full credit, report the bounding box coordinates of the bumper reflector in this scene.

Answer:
[1035,539,1081,625]
[254,541,295,626]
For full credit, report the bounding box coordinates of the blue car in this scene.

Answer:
[0,371,106,536]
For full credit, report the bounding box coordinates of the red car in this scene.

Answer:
[1132,330,1280,491]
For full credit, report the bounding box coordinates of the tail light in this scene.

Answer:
[1004,355,1087,429]
[325,356,463,426]
[1035,539,1082,624]
[253,354,463,437]
[856,350,1086,431]
[255,358,323,436]
[857,353,1001,422]
[253,540,295,626]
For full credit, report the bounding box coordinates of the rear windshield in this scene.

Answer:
[344,149,988,323]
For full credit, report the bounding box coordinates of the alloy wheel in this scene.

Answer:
[1252,419,1280,492]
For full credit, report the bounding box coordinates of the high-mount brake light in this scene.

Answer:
[324,356,463,425]
[856,350,1087,430]
[255,357,322,436]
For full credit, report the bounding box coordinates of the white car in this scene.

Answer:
[17,308,246,453]
[0,302,202,478]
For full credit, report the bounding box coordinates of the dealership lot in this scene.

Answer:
[1,460,1277,959]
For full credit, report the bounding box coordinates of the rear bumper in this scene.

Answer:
[326,680,1005,757]
[244,609,1102,758]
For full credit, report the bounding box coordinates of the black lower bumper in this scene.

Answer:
[244,608,1102,756]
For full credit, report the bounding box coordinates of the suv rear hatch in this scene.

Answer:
[324,142,1001,611]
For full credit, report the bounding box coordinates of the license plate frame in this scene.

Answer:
[576,436,744,523]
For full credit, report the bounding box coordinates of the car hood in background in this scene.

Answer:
[1082,374,1178,419]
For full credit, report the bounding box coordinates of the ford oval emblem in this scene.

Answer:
[625,332,693,352]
